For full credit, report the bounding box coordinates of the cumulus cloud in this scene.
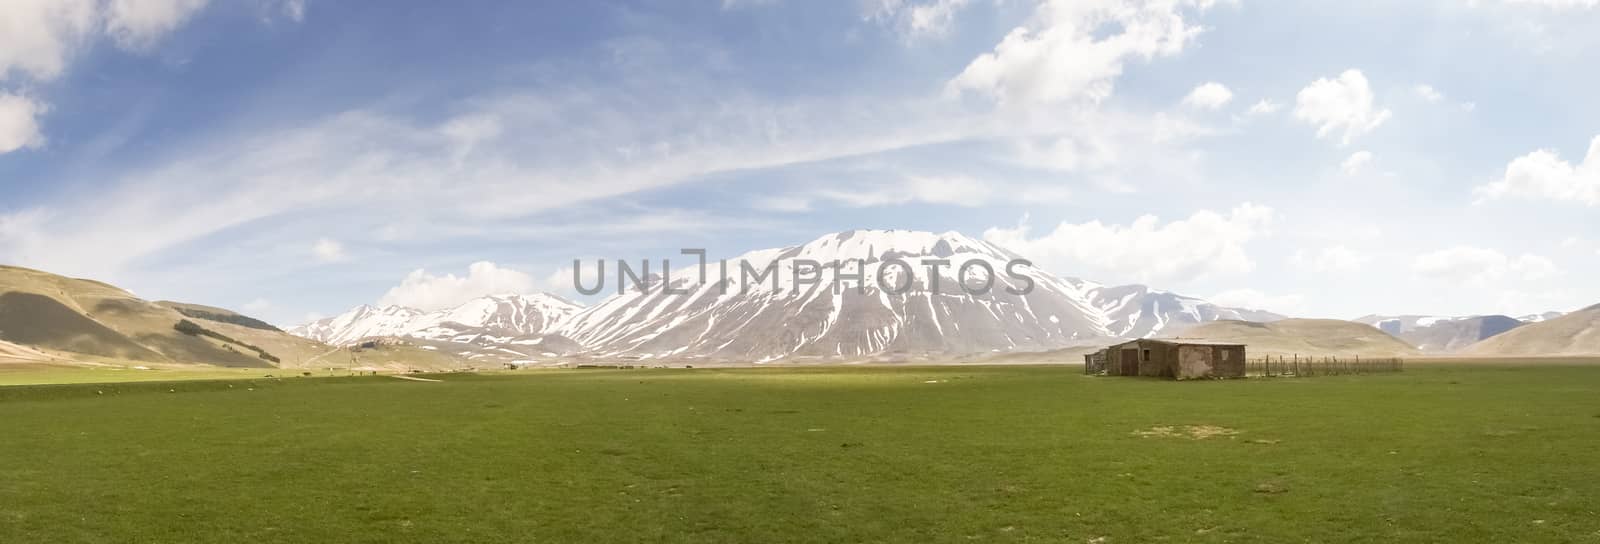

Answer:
[0,92,47,153]
[0,0,220,154]
[982,203,1275,283]
[1181,82,1233,110]
[0,0,98,81]
[1412,246,1560,287]
[1473,135,1600,206]
[946,0,1217,107]
[1208,288,1305,313]
[1293,69,1391,146]
[1291,245,1371,272]
[311,238,345,262]
[378,261,538,311]
[1340,150,1373,175]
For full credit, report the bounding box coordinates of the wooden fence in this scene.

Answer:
[1244,355,1403,377]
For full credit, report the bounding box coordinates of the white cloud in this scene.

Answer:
[541,264,587,298]
[311,238,345,262]
[104,0,211,51]
[1181,82,1233,110]
[946,0,1216,107]
[982,203,1275,283]
[1293,69,1392,146]
[0,0,217,154]
[1413,84,1443,102]
[1340,150,1373,175]
[1412,246,1561,287]
[908,0,971,37]
[0,0,98,81]
[280,0,306,22]
[0,92,47,153]
[378,261,538,311]
[1290,245,1371,272]
[1473,135,1600,206]
[820,175,1011,207]
[0,79,980,280]
[865,0,973,39]
[1208,288,1305,313]
[241,297,271,312]
[750,195,813,213]
[1246,99,1281,115]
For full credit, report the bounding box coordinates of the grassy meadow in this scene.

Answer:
[3,363,1600,543]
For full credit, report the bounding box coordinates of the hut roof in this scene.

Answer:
[1112,338,1246,348]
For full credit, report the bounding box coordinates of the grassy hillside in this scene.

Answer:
[1462,303,1600,356]
[2,364,1599,542]
[0,265,337,368]
[1167,318,1421,357]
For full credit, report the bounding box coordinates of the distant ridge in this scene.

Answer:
[1166,318,1420,357]
[1461,303,1600,356]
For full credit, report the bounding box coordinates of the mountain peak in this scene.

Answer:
[290,291,582,346]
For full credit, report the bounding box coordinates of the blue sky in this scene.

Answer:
[2,0,1598,325]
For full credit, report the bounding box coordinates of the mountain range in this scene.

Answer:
[292,230,1287,363]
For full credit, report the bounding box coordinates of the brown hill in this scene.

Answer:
[1163,318,1420,357]
[0,265,333,367]
[1460,303,1600,356]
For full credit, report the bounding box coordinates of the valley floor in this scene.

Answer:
[2,363,1599,542]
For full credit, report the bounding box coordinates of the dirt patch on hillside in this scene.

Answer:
[1132,425,1240,440]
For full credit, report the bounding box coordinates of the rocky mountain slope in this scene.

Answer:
[1461,303,1600,356]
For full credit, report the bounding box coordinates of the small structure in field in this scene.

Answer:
[1096,339,1246,380]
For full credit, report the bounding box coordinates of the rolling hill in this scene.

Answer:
[0,265,359,369]
[1165,318,1421,357]
[1460,303,1600,356]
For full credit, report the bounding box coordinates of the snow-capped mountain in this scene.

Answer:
[289,293,581,347]
[1075,282,1284,338]
[1353,314,1528,353]
[555,229,1281,361]
[292,230,1283,362]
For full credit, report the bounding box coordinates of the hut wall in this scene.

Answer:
[1214,345,1246,378]
[1137,341,1176,378]
[1175,345,1215,380]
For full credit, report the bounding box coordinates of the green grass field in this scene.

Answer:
[3,364,1599,543]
